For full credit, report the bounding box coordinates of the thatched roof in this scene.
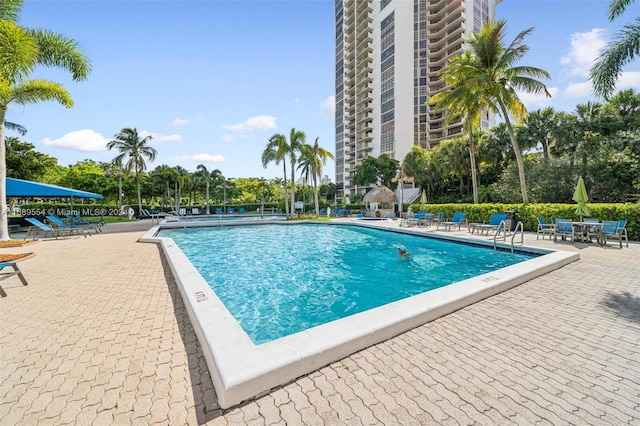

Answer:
[363,186,397,204]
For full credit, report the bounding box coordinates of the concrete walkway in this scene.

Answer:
[1,220,638,425]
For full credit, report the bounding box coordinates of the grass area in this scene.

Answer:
[101,216,138,224]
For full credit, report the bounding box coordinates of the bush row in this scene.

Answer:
[407,202,640,241]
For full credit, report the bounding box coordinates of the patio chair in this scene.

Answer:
[46,215,94,237]
[408,211,426,227]
[554,219,575,243]
[24,217,71,240]
[536,217,556,240]
[68,212,105,226]
[215,207,223,214]
[239,207,246,214]
[436,212,468,231]
[0,261,29,297]
[470,213,508,235]
[582,218,601,243]
[599,220,628,248]
[418,212,433,227]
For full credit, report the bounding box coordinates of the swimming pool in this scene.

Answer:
[142,220,579,408]
[160,224,536,344]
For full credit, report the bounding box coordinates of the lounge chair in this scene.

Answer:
[470,213,508,235]
[24,217,71,240]
[0,262,29,297]
[192,207,200,215]
[239,207,246,214]
[46,215,94,237]
[599,220,628,248]
[67,212,105,226]
[436,212,468,231]
[554,219,575,243]
[215,207,223,214]
[418,212,433,227]
[536,217,556,240]
[408,211,427,227]
[227,207,234,214]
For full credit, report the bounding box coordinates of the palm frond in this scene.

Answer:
[0,21,39,84]
[4,121,27,135]
[28,28,91,81]
[10,79,73,107]
[590,18,640,98]
[0,0,23,22]
[608,0,636,21]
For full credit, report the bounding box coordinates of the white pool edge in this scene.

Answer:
[141,222,579,409]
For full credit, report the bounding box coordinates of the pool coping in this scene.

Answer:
[140,220,579,409]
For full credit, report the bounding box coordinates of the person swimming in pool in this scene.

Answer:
[398,245,411,258]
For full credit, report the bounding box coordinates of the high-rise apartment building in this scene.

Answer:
[334,0,500,202]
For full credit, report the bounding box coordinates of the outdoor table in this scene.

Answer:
[571,221,602,243]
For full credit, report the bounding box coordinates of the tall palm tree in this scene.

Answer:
[429,51,489,204]
[520,107,559,160]
[590,0,640,98]
[298,137,334,217]
[457,19,551,203]
[195,164,216,214]
[150,164,178,209]
[0,0,91,240]
[288,128,306,217]
[107,128,157,216]
[262,134,291,218]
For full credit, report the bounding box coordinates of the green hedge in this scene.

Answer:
[407,202,640,241]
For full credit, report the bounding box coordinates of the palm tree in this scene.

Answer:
[429,51,489,204]
[107,128,157,216]
[590,0,640,98]
[4,121,27,136]
[150,164,178,209]
[457,19,551,203]
[520,107,559,160]
[195,164,215,214]
[262,134,291,218]
[298,137,335,217]
[0,0,91,240]
[288,128,306,217]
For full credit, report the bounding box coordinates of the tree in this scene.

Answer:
[287,128,306,217]
[195,164,222,214]
[107,128,157,215]
[150,164,178,209]
[262,134,291,218]
[298,137,334,217]
[353,156,379,187]
[520,107,559,161]
[590,0,640,98]
[455,19,551,203]
[0,0,91,240]
[5,137,57,181]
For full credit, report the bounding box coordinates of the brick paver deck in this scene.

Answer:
[1,221,638,425]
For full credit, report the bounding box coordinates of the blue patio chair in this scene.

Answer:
[536,217,556,240]
[215,207,223,214]
[469,213,508,235]
[554,219,575,243]
[46,215,93,237]
[24,217,71,240]
[227,207,234,214]
[436,211,467,231]
[599,220,628,248]
[0,261,29,297]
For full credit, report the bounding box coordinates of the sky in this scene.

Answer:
[8,0,640,181]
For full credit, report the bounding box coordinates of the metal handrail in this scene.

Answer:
[510,221,524,252]
[493,220,508,250]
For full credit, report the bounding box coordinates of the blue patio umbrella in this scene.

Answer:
[572,176,591,221]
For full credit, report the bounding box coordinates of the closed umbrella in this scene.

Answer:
[572,176,591,221]
[420,189,427,210]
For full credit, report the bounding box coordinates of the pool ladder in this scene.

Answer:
[493,220,524,252]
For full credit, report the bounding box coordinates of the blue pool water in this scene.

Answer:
[178,214,287,222]
[160,223,536,344]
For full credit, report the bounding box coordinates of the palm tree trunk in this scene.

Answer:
[313,174,320,218]
[468,131,479,204]
[0,108,9,240]
[282,163,290,218]
[500,103,529,204]
[205,182,210,214]
[290,159,296,218]
[136,174,143,216]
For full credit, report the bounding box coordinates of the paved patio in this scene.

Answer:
[1,220,638,425]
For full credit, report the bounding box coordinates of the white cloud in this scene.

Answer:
[518,87,559,108]
[222,115,277,132]
[560,28,607,77]
[171,115,204,127]
[320,96,335,117]
[172,153,224,163]
[171,118,190,127]
[564,81,594,98]
[616,71,640,91]
[139,130,182,143]
[41,129,109,152]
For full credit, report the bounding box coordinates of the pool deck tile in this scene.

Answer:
[1,219,639,425]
